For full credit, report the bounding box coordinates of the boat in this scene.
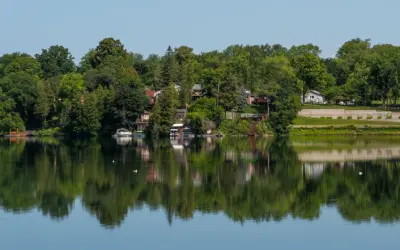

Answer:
[183,127,195,138]
[170,124,184,138]
[114,128,133,137]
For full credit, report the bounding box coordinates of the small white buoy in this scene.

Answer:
[133,170,138,173]
[112,160,115,163]
[359,172,363,175]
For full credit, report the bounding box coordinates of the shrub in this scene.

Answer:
[347,116,352,120]
[256,120,271,135]
[377,115,382,120]
[386,114,393,119]
[337,116,343,120]
[357,116,363,120]
[218,119,251,135]
[367,115,373,120]
[33,127,60,136]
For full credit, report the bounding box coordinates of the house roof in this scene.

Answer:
[192,84,203,91]
[309,90,322,95]
[175,84,181,91]
[145,90,156,98]
[145,90,162,98]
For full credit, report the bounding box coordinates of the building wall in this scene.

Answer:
[298,109,400,121]
[303,93,325,104]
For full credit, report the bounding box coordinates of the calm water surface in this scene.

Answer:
[1,136,400,249]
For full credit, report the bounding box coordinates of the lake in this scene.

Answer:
[0,136,400,250]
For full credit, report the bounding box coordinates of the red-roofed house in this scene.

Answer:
[145,89,162,106]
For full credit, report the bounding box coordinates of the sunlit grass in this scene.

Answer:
[294,117,399,126]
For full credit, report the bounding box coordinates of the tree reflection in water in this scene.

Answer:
[1,136,400,227]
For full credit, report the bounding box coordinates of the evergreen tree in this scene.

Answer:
[219,74,240,111]
[161,46,178,89]
[175,46,197,107]
[147,100,162,137]
[147,83,179,136]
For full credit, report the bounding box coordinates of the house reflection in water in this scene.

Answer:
[135,138,204,186]
[135,139,150,163]
[299,146,400,180]
[302,163,325,179]
[133,138,400,186]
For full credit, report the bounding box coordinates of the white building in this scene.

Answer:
[302,90,325,104]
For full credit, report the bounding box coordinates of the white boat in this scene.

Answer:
[114,128,133,137]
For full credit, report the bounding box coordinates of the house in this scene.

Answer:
[145,89,162,106]
[136,111,150,131]
[245,90,253,105]
[247,93,271,105]
[192,84,205,101]
[172,84,206,102]
[302,90,325,104]
[176,109,187,121]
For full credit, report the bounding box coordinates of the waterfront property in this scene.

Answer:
[301,90,325,104]
[191,84,205,101]
[145,89,162,106]
[136,111,150,131]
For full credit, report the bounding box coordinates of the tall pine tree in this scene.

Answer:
[161,46,178,89]
[147,83,179,137]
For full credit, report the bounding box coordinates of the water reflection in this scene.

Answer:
[1,136,400,227]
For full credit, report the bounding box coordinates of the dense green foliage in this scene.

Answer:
[147,84,179,137]
[2,137,400,226]
[2,38,400,136]
[0,39,148,136]
[187,97,224,135]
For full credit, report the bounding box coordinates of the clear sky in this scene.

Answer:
[1,0,399,61]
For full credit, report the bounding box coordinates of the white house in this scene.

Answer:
[302,90,325,104]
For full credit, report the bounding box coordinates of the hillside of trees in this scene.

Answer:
[1,38,399,136]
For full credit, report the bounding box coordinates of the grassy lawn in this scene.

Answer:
[293,117,399,126]
[302,104,400,112]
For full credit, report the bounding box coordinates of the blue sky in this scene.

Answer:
[1,204,399,250]
[1,0,399,61]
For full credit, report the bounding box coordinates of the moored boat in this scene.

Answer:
[114,128,133,137]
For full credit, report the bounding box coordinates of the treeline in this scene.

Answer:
[1,38,399,136]
[1,138,400,227]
